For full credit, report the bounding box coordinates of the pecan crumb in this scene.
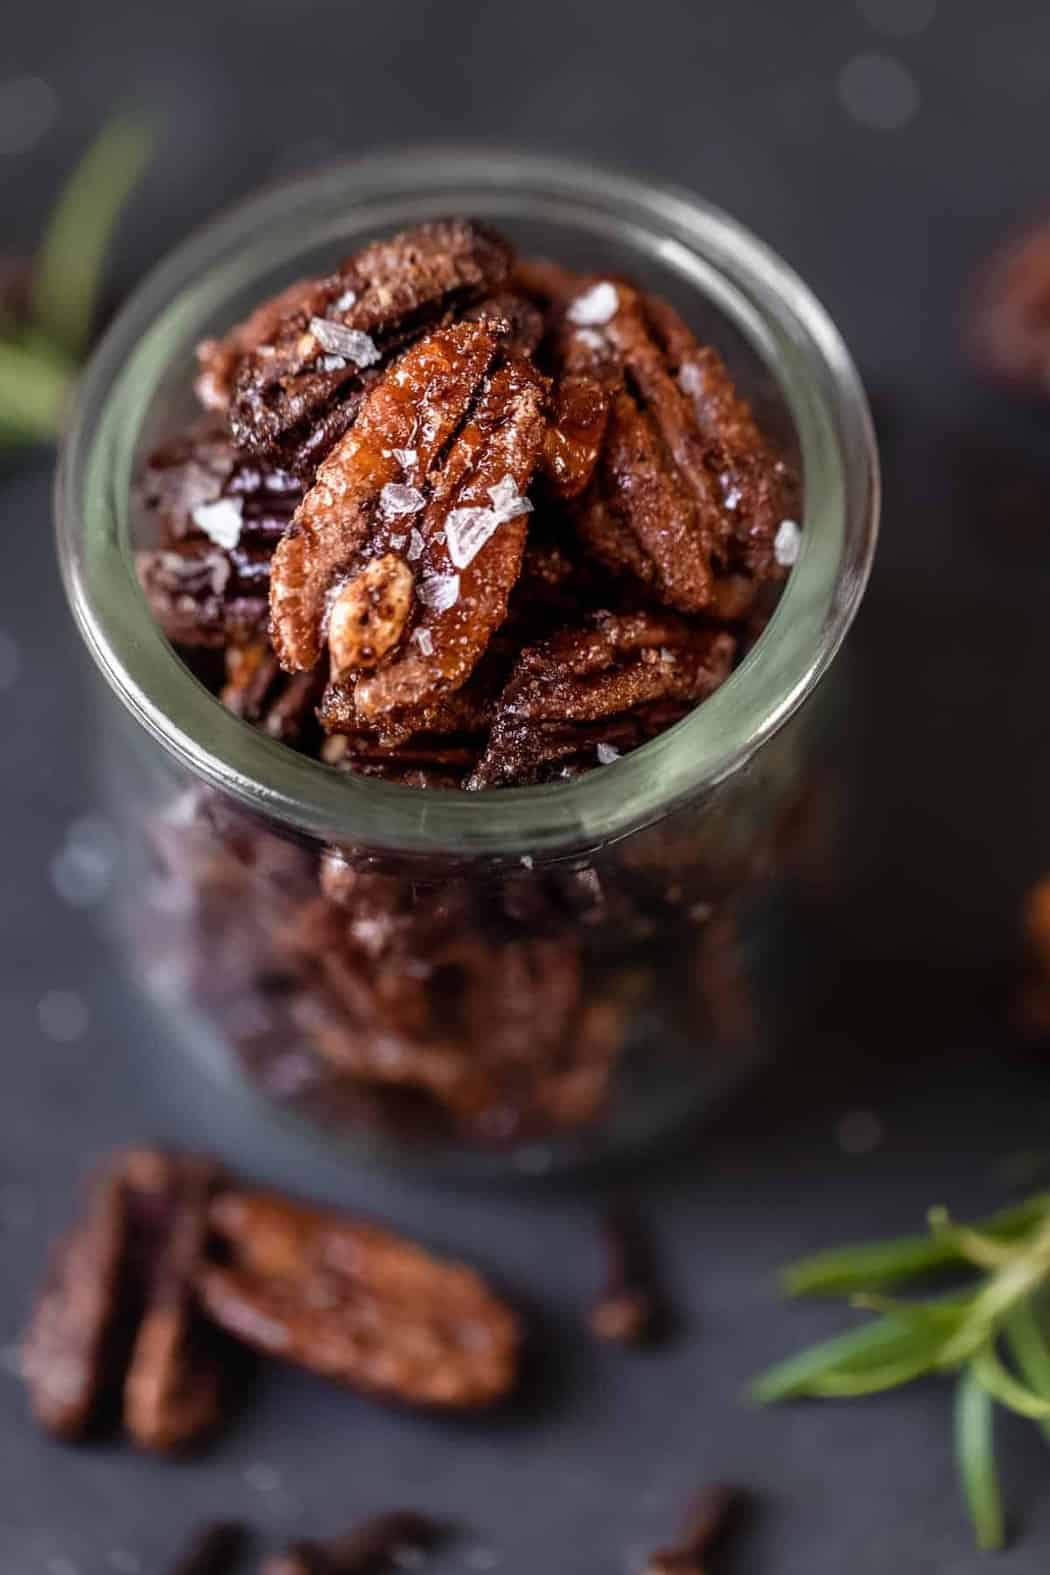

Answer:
[261,1511,444,1575]
[644,1486,744,1575]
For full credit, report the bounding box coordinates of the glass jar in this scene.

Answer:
[56,149,878,1172]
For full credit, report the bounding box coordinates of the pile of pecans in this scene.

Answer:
[21,1147,520,1455]
[125,219,804,1150]
[137,219,798,789]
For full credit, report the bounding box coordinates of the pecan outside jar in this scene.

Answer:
[55,149,878,1175]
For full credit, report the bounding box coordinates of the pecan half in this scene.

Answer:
[270,320,546,732]
[138,418,303,545]
[122,1152,229,1454]
[968,219,1050,395]
[271,889,625,1140]
[137,539,272,648]
[345,357,546,729]
[21,1163,131,1439]
[225,220,512,467]
[22,1150,228,1452]
[469,610,736,787]
[268,319,503,672]
[555,279,795,607]
[195,1189,521,1408]
[136,423,302,649]
[221,640,325,747]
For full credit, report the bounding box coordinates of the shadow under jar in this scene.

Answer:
[56,149,878,1174]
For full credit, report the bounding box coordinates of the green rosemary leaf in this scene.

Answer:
[31,116,153,358]
[0,339,73,441]
[956,1363,1005,1550]
[1004,1296,1050,1443]
[799,1352,942,1397]
[750,1312,942,1404]
[971,1343,1050,1420]
[781,1195,1050,1299]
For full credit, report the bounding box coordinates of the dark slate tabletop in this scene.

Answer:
[5,0,1050,1569]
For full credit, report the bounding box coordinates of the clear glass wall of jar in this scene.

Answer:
[56,150,878,1172]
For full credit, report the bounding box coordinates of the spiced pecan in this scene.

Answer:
[139,418,303,546]
[22,1149,228,1452]
[197,274,335,412]
[551,277,795,607]
[225,220,512,467]
[469,610,736,787]
[122,1153,230,1454]
[464,288,546,357]
[269,318,546,732]
[271,886,627,1140]
[21,1163,131,1439]
[269,319,503,670]
[221,640,324,748]
[968,219,1050,395]
[137,538,272,648]
[541,370,613,501]
[195,1189,521,1408]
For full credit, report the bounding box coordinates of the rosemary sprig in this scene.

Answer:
[0,115,152,449]
[751,1194,1050,1550]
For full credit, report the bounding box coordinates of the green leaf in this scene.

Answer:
[749,1306,961,1404]
[31,115,154,358]
[1004,1296,1050,1443]
[971,1344,1050,1420]
[956,1363,1005,1550]
[0,338,74,442]
[781,1195,1050,1299]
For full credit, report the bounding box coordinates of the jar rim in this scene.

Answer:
[55,145,879,861]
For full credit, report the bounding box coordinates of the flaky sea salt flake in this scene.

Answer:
[412,626,434,656]
[567,281,619,326]
[320,354,347,372]
[380,482,425,517]
[487,474,533,524]
[333,288,358,312]
[446,506,500,570]
[392,446,418,469]
[596,743,621,765]
[406,528,424,561]
[417,573,460,613]
[678,362,705,398]
[191,496,243,551]
[774,518,802,567]
[309,317,380,366]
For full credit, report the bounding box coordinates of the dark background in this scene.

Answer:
[4,2,1050,1570]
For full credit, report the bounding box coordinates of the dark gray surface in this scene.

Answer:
[4,1,1050,1569]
